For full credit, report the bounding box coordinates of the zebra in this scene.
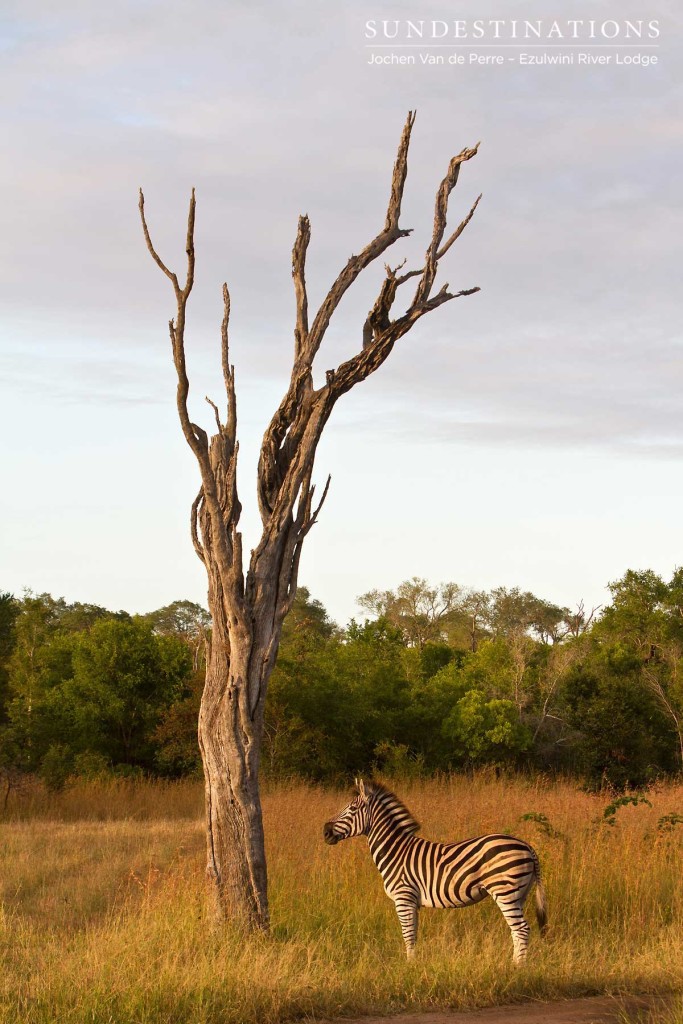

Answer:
[323,778,547,962]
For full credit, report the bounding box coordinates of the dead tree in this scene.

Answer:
[139,112,481,932]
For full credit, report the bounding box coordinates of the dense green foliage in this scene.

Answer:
[1,570,681,790]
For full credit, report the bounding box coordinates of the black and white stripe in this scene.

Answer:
[324,778,547,961]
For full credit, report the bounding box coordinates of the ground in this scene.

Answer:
[326,995,672,1024]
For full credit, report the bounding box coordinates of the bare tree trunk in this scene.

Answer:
[140,111,481,930]
[199,631,268,928]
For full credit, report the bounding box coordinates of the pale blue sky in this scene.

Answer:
[1,0,681,624]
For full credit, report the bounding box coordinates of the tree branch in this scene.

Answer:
[206,396,223,433]
[138,189,180,292]
[305,473,332,535]
[303,111,416,366]
[329,284,479,399]
[412,143,480,308]
[396,192,483,286]
[140,189,207,464]
[221,283,237,445]
[140,188,244,611]
[292,216,311,360]
[191,487,206,565]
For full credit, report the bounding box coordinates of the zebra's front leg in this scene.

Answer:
[394,894,419,959]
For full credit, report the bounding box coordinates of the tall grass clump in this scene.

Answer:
[0,774,681,1023]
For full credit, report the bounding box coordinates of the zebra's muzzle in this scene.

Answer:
[323,822,339,845]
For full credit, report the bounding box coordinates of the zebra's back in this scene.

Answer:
[388,833,537,909]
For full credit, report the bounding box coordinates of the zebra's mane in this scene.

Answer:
[365,781,421,835]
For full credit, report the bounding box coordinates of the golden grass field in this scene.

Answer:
[1,774,682,1024]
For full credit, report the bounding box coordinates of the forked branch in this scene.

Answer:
[302,110,417,365]
[139,188,243,605]
[257,111,481,545]
[139,188,203,461]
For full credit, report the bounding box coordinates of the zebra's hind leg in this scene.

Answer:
[393,894,419,960]
[488,890,531,963]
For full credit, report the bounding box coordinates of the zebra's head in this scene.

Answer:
[323,778,371,845]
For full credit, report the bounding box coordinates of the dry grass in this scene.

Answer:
[3,775,203,822]
[1,774,682,1023]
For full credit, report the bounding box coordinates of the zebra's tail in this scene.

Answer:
[532,850,548,937]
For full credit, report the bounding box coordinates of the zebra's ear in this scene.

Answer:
[358,778,367,800]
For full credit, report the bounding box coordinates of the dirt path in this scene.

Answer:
[322,994,673,1024]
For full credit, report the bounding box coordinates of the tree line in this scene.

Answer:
[1,568,681,795]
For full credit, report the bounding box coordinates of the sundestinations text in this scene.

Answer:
[364,19,660,41]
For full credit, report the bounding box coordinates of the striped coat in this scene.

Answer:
[324,779,547,961]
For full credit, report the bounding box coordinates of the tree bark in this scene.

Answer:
[140,111,481,931]
[199,623,268,929]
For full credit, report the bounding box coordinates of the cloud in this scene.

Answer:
[1,4,680,447]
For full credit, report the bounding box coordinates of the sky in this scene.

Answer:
[0,0,681,626]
